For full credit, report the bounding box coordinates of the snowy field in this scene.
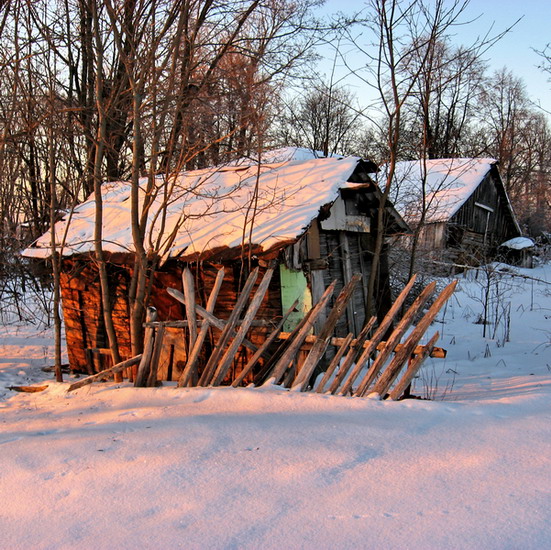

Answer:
[1,263,551,550]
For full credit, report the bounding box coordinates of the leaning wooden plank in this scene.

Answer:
[232,299,299,387]
[293,274,362,391]
[182,267,197,353]
[134,307,158,387]
[315,332,354,393]
[252,303,315,386]
[178,268,225,388]
[355,280,437,397]
[211,268,274,386]
[268,280,336,385]
[388,332,440,401]
[329,316,377,395]
[199,268,259,386]
[371,280,457,397]
[147,324,166,387]
[338,275,418,397]
[169,288,260,355]
[67,355,143,392]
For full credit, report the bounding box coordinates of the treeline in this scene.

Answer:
[0,1,549,247]
[0,0,549,375]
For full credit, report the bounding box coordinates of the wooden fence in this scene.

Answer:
[68,267,456,400]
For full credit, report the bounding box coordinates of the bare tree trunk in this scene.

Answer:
[48,127,63,383]
[91,0,121,369]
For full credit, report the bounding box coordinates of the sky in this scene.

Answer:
[318,0,551,115]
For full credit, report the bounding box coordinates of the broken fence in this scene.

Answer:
[68,267,456,400]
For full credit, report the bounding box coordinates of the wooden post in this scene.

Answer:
[134,307,158,387]
[182,267,197,354]
[178,268,225,387]
[147,324,165,387]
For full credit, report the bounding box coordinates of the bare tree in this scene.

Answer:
[277,79,365,156]
[342,0,477,316]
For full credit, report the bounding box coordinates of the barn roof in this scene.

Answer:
[23,149,396,262]
[376,158,508,225]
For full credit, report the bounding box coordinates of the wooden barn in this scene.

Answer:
[23,148,408,382]
[378,158,521,264]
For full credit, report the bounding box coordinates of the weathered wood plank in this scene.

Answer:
[354,280,437,397]
[67,355,142,392]
[8,385,49,393]
[293,273,362,391]
[371,280,457,397]
[211,268,274,386]
[389,332,440,401]
[178,268,225,388]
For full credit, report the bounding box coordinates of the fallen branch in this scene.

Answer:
[8,385,49,393]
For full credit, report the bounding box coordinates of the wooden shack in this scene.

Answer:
[23,148,408,381]
[379,158,521,264]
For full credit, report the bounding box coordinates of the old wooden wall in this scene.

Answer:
[59,256,283,381]
[450,169,520,252]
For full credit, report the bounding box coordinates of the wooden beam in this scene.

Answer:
[276,333,446,359]
[67,355,143,392]
[134,307,158,387]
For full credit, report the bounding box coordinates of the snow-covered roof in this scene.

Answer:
[377,158,498,225]
[23,151,368,261]
[234,146,345,165]
[500,237,535,250]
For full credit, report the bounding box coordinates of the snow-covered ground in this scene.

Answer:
[1,263,551,549]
